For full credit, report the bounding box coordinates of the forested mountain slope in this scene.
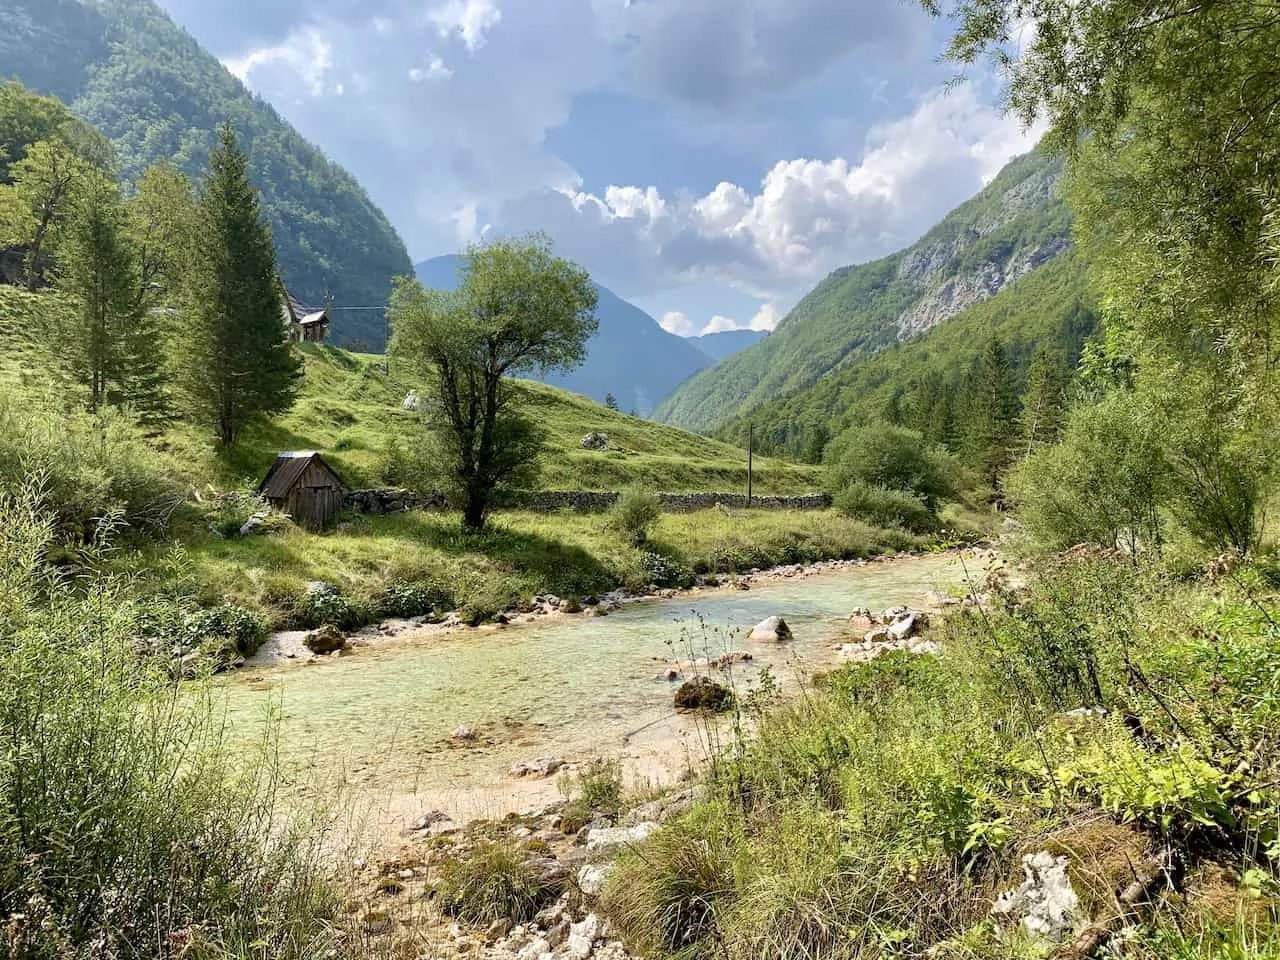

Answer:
[716,250,1097,458]
[415,256,713,416]
[0,0,413,348]
[654,146,1070,432]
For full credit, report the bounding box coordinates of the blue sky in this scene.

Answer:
[154,0,1042,335]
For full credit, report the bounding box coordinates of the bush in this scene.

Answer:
[0,492,338,958]
[641,549,694,588]
[833,482,935,532]
[609,486,662,546]
[375,579,451,619]
[824,423,954,510]
[184,602,268,660]
[0,395,184,538]
[1006,392,1167,553]
[304,590,364,630]
[206,489,273,538]
[437,840,558,925]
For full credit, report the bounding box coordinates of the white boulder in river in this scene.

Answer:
[748,616,793,642]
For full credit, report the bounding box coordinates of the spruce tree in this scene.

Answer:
[55,169,167,416]
[1021,347,1066,451]
[961,337,1019,488]
[176,124,299,446]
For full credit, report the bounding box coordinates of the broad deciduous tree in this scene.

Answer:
[390,234,599,529]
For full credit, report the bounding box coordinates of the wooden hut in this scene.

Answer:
[279,280,331,343]
[257,451,346,530]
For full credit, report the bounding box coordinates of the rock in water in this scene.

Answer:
[748,615,792,642]
[303,624,346,654]
[674,677,733,712]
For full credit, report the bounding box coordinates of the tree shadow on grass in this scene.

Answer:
[404,511,618,597]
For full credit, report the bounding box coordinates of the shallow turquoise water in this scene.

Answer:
[221,552,977,825]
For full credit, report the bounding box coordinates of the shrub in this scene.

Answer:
[0,394,184,538]
[375,579,450,618]
[1006,392,1167,553]
[0,491,338,958]
[824,423,954,510]
[609,486,662,546]
[560,758,624,833]
[437,840,558,924]
[641,550,694,588]
[304,590,364,630]
[206,490,273,538]
[818,649,946,706]
[833,482,935,532]
[184,602,268,660]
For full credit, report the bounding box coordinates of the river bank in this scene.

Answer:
[221,549,998,858]
[246,545,998,669]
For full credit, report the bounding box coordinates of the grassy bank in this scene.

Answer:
[598,550,1280,958]
[143,505,930,632]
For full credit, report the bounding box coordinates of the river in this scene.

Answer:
[221,551,981,839]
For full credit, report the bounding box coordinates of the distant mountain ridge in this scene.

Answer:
[415,256,713,415]
[0,0,413,349]
[653,146,1071,432]
[689,329,768,361]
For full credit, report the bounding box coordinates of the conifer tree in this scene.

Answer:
[604,392,618,411]
[175,124,299,446]
[55,169,168,417]
[961,337,1019,488]
[1020,347,1066,451]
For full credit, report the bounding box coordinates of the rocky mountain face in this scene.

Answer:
[414,256,713,415]
[893,158,1068,338]
[653,147,1071,433]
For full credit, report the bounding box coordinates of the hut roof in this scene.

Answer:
[256,451,345,499]
[279,281,328,327]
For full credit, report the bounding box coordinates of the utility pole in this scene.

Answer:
[747,422,754,507]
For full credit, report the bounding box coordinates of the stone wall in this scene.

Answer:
[343,488,448,514]
[344,487,830,515]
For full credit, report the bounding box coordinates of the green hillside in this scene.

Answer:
[654,147,1070,432]
[0,286,818,495]
[0,0,413,348]
[717,250,1098,457]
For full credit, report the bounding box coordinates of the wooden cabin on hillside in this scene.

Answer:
[280,280,331,343]
[257,451,346,530]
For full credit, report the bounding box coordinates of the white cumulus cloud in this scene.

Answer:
[428,0,502,52]
[659,311,697,336]
[497,83,1045,301]
[223,25,337,97]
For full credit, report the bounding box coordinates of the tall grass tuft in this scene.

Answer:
[0,490,340,959]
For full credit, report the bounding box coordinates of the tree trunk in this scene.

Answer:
[462,489,487,530]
